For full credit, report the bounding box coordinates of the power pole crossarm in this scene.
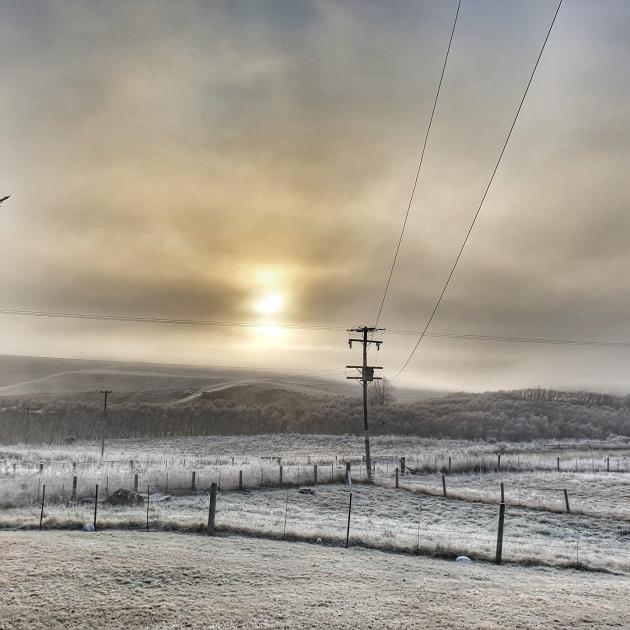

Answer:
[346,326,384,483]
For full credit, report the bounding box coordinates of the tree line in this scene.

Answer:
[0,387,629,444]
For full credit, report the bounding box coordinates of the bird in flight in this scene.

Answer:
[0,195,10,204]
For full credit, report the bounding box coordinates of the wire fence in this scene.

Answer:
[2,471,629,574]
[2,450,630,481]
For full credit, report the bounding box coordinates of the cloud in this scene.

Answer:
[1,0,629,391]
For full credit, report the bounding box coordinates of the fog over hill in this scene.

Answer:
[0,355,629,444]
[0,354,444,403]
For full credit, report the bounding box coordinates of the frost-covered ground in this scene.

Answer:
[3,434,629,468]
[401,470,630,519]
[2,483,629,573]
[1,531,629,629]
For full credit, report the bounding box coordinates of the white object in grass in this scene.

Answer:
[455,556,472,564]
[82,523,95,532]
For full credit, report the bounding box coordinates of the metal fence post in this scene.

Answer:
[564,489,571,513]
[146,485,150,532]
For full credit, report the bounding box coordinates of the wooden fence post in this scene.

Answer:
[607,457,610,472]
[564,489,570,513]
[239,470,243,491]
[72,475,77,500]
[345,492,353,549]
[497,454,501,472]
[557,457,560,472]
[313,464,318,484]
[442,474,447,498]
[146,485,150,532]
[448,456,452,474]
[39,484,46,530]
[400,457,406,474]
[283,489,289,538]
[93,484,99,530]
[500,482,505,503]
[279,465,283,487]
[191,471,196,491]
[495,502,506,564]
[208,482,218,533]
[134,474,139,492]
[395,467,399,489]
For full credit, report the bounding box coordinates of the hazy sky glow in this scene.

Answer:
[1,0,630,391]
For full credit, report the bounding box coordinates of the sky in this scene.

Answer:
[1,0,630,392]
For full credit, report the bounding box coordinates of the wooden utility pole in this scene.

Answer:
[346,326,384,483]
[99,390,112,459]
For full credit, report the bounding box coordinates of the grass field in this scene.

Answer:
[2,531,630,629]
[2,436,630,575]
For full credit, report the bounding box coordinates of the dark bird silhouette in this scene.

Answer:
[0,195,10,204]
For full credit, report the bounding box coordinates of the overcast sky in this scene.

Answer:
[1,0,629,392]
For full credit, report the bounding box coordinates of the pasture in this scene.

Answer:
[1,435,629,574]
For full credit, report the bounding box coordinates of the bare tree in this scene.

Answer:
[368,377,396,406]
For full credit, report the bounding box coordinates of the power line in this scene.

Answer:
[0,308,348,332]
[391,0,563,382]
[5,306,630,350]
[384,330,630,350]
[374,0,461,330]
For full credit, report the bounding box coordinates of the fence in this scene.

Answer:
[2,472,629,575]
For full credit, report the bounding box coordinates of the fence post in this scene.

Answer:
[72,475,77,500]
[442,474,447,498]
[93,484,99,530]
[345,492,353,549]
[39,463,44,474]
[564,489,570,513]
[495,502,506,565]
[239,470,243,491]
[345,462,351,484]
[282,489,289,538]
[557,457,560,472]
[39,484,46,530]
[500,482,505,503]
[448,456,452,474]
[208,482,218,534]
[146,485,150,532]
[165,472,169,494]
[314,464,318,484]
[191,471,196,491]
[279,465,283,487]
[395,467,399,489]
[607,457,610,472]
[134,474,139,492]
[497,454,501,472]
[400,457,406,474]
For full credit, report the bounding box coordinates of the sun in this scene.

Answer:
[254,292,285,316]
